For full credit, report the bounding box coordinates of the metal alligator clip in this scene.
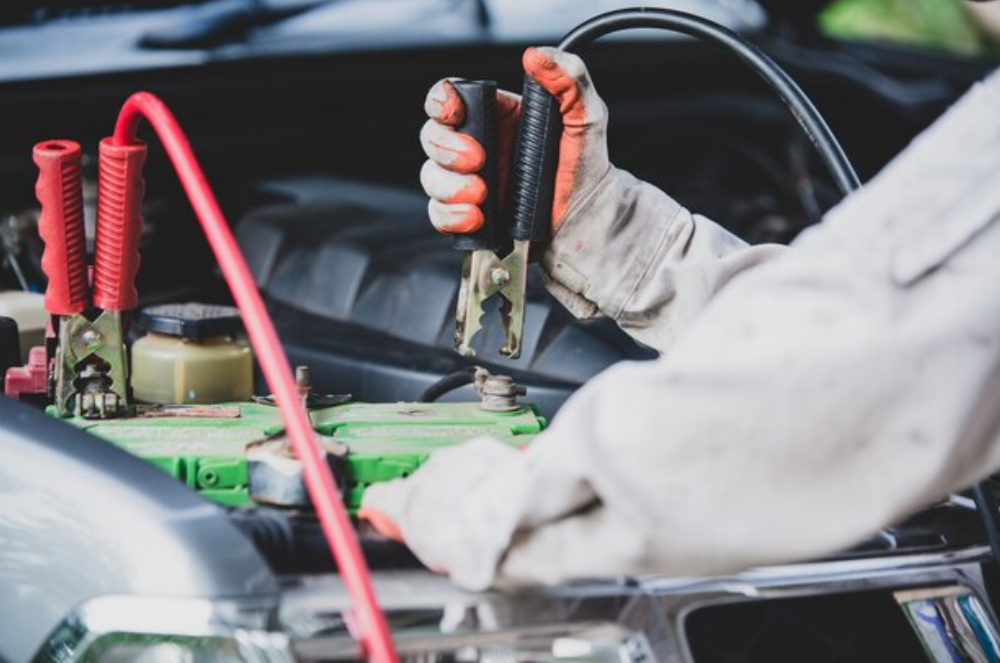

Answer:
[34,138,147,418]
[452,78,562,360]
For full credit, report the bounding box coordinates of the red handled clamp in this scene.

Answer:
[34,138,146,418]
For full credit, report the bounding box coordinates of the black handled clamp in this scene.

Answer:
[452,78,562,359]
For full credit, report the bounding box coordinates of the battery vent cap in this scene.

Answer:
[138,303,243,340]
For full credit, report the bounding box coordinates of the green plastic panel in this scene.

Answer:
[61,401,544,511]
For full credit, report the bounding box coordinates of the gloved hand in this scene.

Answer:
[360,435,602,589]
[420,46,610,235]
[422,48,778,352]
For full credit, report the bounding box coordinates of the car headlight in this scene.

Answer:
[31,596,289,663]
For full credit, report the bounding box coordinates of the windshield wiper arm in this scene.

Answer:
[139,0,330,50]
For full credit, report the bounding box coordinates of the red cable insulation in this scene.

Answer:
[112,92,398,663]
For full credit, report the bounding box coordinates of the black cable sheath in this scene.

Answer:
[227,507,422,573]
[557,8,862,196]
[420,369,476,403]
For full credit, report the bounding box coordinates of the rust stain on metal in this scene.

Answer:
[136,404,242,419]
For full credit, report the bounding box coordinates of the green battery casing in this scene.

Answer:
[61,401,545,511]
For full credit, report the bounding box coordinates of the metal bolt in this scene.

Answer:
[78,392,94,417]
[490,268,510,287]
[295,365,311,396]
[475,368,527,413]
[81,329,102,347]
[102,392,119,417]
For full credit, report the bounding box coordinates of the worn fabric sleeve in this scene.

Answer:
[541,168,785,352]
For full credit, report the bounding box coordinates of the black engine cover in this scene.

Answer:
[236,177,654,415]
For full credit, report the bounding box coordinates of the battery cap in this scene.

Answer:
[138,303,243,340]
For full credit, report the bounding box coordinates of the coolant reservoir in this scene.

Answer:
[132,303,253,404]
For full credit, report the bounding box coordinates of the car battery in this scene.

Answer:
[61,400,545,512]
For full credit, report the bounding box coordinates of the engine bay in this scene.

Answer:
[2,5,1000,662]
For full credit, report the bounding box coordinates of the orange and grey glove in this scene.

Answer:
[420,46,611,237]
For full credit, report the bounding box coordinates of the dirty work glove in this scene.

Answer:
[420,46,608,235]
[421,47,783,352]
[359,435,599,589]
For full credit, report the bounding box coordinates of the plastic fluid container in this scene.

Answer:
[131,303,253,404]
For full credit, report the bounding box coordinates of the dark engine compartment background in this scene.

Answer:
[0,31,993,415]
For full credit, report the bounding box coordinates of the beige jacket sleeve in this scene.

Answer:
[363,68,1000,591]
[539,167,785,352]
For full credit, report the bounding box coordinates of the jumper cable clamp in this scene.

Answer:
[34,138,146,418]
[452,78,561,359]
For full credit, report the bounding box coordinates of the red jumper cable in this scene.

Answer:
[111,92,398,663]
